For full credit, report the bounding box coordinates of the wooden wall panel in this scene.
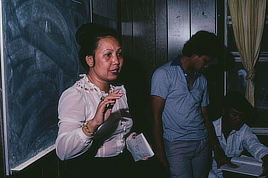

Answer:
[132,0,156,83]
[129,0,156,135]
[168,0,190,61]
[191,0,216,34]
[120,0,155,136]
[121,0,133,58]
[119,0,134,112]
[155,0,168,68]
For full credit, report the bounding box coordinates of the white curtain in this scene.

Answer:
[228,0,266,106]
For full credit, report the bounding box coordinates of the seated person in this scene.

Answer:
[209,91,268,178]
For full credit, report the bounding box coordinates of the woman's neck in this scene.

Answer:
[87,73,110,93]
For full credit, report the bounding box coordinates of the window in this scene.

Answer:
[226,2,268,128]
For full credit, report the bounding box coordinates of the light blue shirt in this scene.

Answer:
[151,56,209,142]
[209,117,268,178]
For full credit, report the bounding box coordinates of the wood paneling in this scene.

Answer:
[121,0,156,136]
[132,0,156,83]
[121,0,133,58]
[168,0,190,60]
[191,0,216,34]
[155,0,168,68]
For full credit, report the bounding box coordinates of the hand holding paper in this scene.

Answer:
[126,133,154,162]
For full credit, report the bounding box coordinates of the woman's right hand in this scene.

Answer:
[83,89,124,136]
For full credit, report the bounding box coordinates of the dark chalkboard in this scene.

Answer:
[1,0,91,174]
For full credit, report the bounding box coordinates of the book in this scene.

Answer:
[219,155,265,177]
[126,133,155,162]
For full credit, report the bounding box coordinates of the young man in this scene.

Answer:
[209,91,268,178]
[151,31,233,178]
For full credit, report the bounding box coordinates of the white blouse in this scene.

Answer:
[55,74,133,161]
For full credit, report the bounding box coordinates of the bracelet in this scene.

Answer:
[84,121,96,136]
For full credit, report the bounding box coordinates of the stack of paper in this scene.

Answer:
[219,155,264,177]
[126,133,154,162]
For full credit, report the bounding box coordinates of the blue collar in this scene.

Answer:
[170,56,201,77]
[171,56,182,66]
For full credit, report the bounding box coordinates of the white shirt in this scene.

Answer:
[55,74,133,161]
[209,117,268,178]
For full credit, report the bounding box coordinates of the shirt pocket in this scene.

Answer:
[190,87,204,104]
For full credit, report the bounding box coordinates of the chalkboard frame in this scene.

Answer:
[0,0,93,175]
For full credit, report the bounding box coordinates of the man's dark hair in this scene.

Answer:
[222,91,255,118]
[182,31,223,58]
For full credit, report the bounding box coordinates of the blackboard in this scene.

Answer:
[1,0,91,174]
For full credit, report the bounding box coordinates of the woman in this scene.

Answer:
[55,23,135,178]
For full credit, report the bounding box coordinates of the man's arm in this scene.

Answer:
[242,126,268,174]
[151,95,169,170]
[202,106,237,168]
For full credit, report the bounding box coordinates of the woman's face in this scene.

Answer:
[88,36,123,83]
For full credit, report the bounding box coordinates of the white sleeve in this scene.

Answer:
[55,87,94,160]
[242,125,268,162]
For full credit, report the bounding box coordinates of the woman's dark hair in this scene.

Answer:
[76,23,120,71]
[182,31,223,58]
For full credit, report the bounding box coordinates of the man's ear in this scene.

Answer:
[85,55,94,67]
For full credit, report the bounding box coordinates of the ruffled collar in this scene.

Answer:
[74,74,116,95]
